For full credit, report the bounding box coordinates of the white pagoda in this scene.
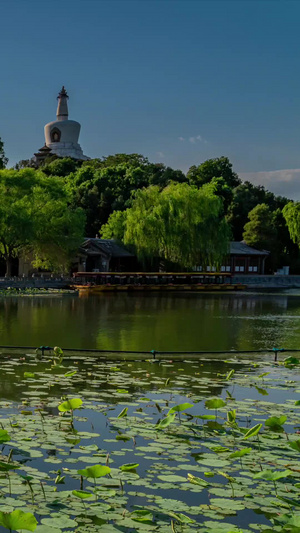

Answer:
[42,86,89,161]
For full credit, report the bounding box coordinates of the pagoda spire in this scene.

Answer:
[56,86,69,121]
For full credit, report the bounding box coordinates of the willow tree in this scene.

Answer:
[283,202,300,247]
[101,182,230,269]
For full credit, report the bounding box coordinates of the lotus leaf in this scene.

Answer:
[58,398,82,412]
[0,461,20,471]
[284,357,300,367]
[205,398,227,409]
[242,423,262,440]
[187,474,209,486]
[130,510,153,522]
[229,448,252,458]
[227,410,236,423]
[168,402,193,414]
[253,469,293,481]
[289,440,300,452]
[273,513,300,527]
[0,430,10,443]
[265,415,287,427]
[72,490,93,499]
[117,407,128,418]
[0,510,37,531]
[77,465,111,478]
[156,412,176,429]
[119,463,139,471]
[168,511,195,523]
[226,369,235,380]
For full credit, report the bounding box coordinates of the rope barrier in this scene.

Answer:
[0,344,298,362]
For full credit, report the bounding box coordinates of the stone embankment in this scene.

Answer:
[233,275,300,289]
[1,275,300,291]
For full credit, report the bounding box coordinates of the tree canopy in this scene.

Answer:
[243,204,277,251]
[5,152,296,274]
[227,181,288,240]
[0,168,85,275]
[65,155,186,236]
[40,154,290,253]
[283,202,300,248]
[42,157,81,177]
[0,137,8,169]
[187,156,241,189]
[101,182,231,269]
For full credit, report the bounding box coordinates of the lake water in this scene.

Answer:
[0,291,299,352]
[0,293,299,531]
[0,352,298,532]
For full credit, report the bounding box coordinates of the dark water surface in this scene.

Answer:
[0,291,300,351]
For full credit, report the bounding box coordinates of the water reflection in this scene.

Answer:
[0,292,299,351]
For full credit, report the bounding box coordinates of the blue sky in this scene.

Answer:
[1,0,300,198]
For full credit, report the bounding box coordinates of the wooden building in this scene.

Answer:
[193,241,269,275]
[12,238,270,277]
[75,239,269,276]
[75,238,135,273]
[228,241,269,274]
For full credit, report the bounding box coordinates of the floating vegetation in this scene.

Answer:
[0,351,299,531]
[0,288,74,297]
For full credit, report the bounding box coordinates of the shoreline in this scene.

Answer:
[0,273,299,293]
[0,287,299,297]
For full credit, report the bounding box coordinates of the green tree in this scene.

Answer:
[81,153,149,169]
[209,177,233,213]
[42,157,81,177]
[272,208,299,269]
[101,182,230,269]
[0,137,8,169]
[243,204,277,251]
[101,210,127,241]
[15,159,34,170]
[0,168,85,275]
[227,181,288,240]
[65,155,186,235]
[187,156,240,189]
[282,202,300,247]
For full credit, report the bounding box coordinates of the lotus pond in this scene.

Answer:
[0,350,299,532]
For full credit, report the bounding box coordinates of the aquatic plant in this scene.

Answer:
[0,510,37,532]
[0,351,298,530]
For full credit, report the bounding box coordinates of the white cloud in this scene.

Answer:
[178,135,207,144]
[188,135,207,144]
[240,169,300,200]
[157,151,165,159]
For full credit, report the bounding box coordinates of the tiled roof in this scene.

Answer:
[82,238,134,258]
[230,241,269,256]
[81,239,267,259]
